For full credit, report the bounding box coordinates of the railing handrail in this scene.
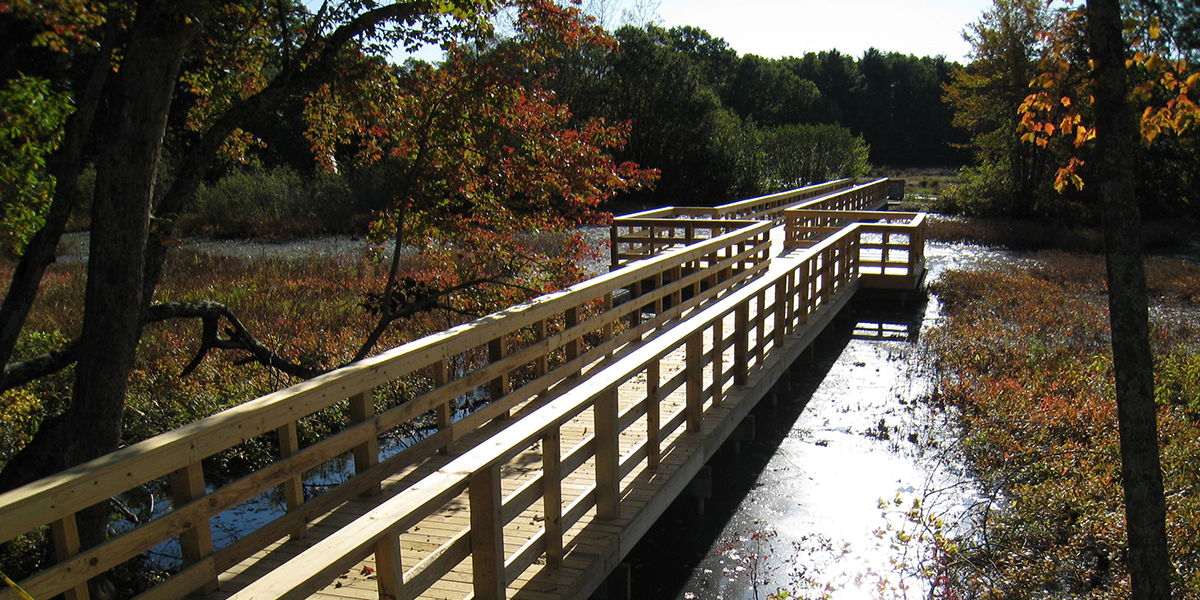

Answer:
[611,178,856,223]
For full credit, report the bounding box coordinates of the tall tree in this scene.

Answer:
[1087,0,1172,594]
[1018,0,1199,592]
[944,0,1056,216]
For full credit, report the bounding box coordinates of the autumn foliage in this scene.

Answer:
[924,255,1200,596]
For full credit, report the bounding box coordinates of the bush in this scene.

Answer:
[179,167,359,238]
[757,123,869,192]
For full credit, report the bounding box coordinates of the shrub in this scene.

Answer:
[757,123,869,192]
[179,167,358,238]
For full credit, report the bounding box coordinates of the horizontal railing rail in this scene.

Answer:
[222,216,867,600]
[0,223,772,600]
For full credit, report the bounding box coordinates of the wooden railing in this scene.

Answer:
[220,214,866,600]
[611,178,889,267]
[0,223,771,600]
[785,209,927,288]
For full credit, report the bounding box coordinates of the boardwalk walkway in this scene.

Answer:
[0,179,924,600]
[215,228,832,600]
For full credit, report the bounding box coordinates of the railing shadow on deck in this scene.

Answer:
[0,178,926,600]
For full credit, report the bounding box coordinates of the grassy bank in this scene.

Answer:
[924,249,1200,597]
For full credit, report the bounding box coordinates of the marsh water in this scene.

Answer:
[620,243,1004,600]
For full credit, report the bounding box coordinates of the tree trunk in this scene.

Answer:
[1086,0,1173,596]
[0,0,199,550]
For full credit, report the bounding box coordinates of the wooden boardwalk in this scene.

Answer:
[0,179,924,600]
[212,236,840,600]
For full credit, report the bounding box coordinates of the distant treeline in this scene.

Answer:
[546,25,969,206]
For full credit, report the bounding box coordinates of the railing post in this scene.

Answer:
[822,247,834,303]
[647,360,661,468]
[755,289,766,364]
[534,320,549,377]
[168,462,219,594]
[470,464,505,600]
[542,426,563,566]
[711,318,723,406]
[610,222,620,269]
[630,279,643,337]
[603,292,614,358]
[50,515,89,600]
[489,335,510,419]
[565,306,581,378]
[670,266,682,312]
[686,331,704,432]
[349,392,380,494]
[595,387,621,519]
[434,359,453,454]
[375,531,403,600]
[277,421,306,538]
[798,262,810,326]
[774,279,787,347]
[734,302,749,386]
[784,269,795,334]
[654,270,664,317]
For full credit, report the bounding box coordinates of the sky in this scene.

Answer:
[646,0,994,63]
[403,0,996,64]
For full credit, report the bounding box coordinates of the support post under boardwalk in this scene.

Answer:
[596,387,621,519]
[471,465,505,600]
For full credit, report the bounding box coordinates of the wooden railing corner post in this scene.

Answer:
[375,530,404,600]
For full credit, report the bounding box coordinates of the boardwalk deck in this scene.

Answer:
[207,229,845,600]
